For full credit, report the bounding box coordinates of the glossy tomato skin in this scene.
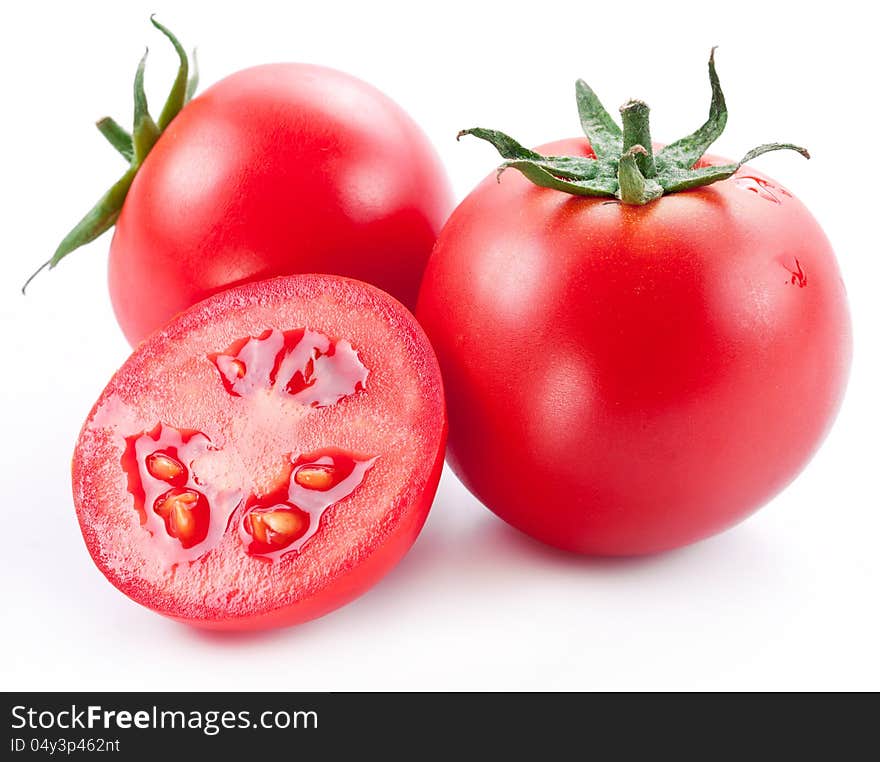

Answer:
[417,138,851,555]
[109,64,452,346]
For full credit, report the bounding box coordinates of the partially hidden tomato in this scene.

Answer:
[417,52,851,555]
[30,19,452,346]
[72,274,446,629]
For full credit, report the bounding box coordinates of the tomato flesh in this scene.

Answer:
[73,275,446,629]
[417,138,851,556]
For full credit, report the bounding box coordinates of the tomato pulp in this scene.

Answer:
[73,275,446,628]
[109,63,452,346]
[417,138,851,555]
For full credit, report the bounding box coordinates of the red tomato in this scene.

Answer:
[73,275,446,629]
[417,138,851,555]
[109,63,451,346]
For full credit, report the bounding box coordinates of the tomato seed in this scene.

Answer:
[243,504,309,553]
[263,509,305,536]
[146,451,186,484]
[294,465,335,490]
[154,488,210,548]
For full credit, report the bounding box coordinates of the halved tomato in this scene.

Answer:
[72,275,446,630]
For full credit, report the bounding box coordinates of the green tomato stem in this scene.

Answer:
[620,100,655,178]
[23,18,197,293]
[459,50,809,207]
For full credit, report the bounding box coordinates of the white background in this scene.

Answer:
[2,0,877,691]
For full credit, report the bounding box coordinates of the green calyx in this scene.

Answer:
[23,17,198,292]
[458,49,809,206]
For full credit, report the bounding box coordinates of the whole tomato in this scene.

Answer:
[417,53,851,555]
[31,19,451,346]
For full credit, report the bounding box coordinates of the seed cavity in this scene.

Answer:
[239,449,377,561]
[122,423,243,562]
[208,328,368,407]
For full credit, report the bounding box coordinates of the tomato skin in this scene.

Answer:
[417,138,851,555]
[72,275,447,629]
[109,63,452,346]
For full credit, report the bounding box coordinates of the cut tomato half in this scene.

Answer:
[72,275,446,630]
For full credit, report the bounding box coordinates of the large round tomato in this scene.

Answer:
[73,274,446,629]
[109,63,451,346]
[417,138,851,555]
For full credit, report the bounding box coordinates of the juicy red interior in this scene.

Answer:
[73,275,447,629]
[209,327,368,406]
[121,423,241,562]
[120,331,377,565]
[240,449,373,560]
